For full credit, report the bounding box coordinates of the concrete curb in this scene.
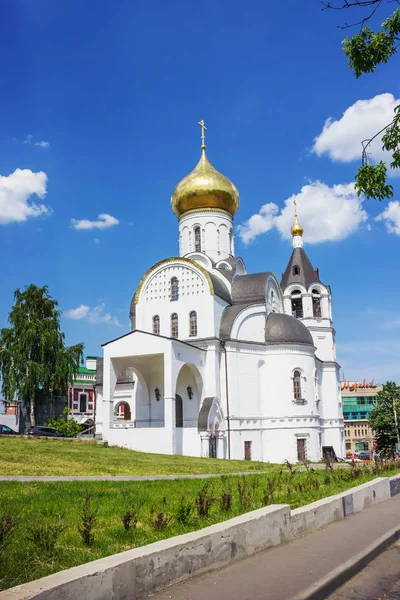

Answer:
[293,525,400,600]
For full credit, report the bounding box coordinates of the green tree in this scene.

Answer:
[324,1,400,199]
[369,381,400,454]
[0,284,83,426]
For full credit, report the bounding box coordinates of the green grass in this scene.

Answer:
[0,437,274,476]
[1,461,399,591]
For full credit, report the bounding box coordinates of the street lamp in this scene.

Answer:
[393,396,400,450]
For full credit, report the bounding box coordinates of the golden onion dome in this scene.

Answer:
[291,199,304,237]
[291,215,304,237]
[171,121,239,218]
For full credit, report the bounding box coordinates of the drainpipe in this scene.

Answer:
[220,340,231,460]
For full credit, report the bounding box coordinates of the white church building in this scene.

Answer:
[96,123,345,463]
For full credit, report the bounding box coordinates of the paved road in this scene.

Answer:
[329,542,400,599]
[149,495,400,600]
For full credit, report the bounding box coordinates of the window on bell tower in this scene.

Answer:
[293,265,300,276]
[291,289,303,318]
[312,289,322,318]
[194,227,201,252]
[170,277,179,301]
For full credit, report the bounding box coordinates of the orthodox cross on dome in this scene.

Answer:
[291,197,304,246]
[198,119,207,150]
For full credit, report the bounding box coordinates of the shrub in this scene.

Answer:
[175,496,193,526]
[195,484,215,518]
[0,510,18,555]
[27,514,67,557]
[148,507,171,531]
[78,494,98,546]
[121,501,141,531]
[237,476,253,510]
[45,407,82,438]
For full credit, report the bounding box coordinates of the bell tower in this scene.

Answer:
[281,202,335,362]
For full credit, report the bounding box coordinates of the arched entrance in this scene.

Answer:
[174,363,203,456]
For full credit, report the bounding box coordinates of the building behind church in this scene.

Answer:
[96,124,345,463]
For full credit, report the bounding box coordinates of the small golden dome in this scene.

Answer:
[171,149,240,218]
[291,216,304,237]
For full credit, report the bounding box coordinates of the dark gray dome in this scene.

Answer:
[265,313,314,346]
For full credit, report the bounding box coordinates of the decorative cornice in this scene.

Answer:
[178,208,232,220]
[133,257,214,304]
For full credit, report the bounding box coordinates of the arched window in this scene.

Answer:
[293,370,302,401]
[314,369,319,401]
[189,311,197,336]
[293,265,300,276]
[229,228,233,254]
[170,277,179,301]
[291,289,303,318]
[194,227,201,252]
[271,290,275,313]
[312,288,322,318]
[116,401,131,421]
[153,315,160,335]
[171,313,178,338]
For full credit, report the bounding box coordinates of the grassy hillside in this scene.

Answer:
[1,462,399,591]
[0,436,274,476]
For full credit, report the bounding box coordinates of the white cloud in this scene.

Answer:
[64,302,122,327]
[71,213,119,230]
[64,305,90,320]
[87,303,122,327]
[0,168,49,225]
[376,201,400,235]
[34,140,50,149]
[237,180,368,245]
[20,134,50,149]
[312,93,400,171]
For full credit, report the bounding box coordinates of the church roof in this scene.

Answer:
[208,273,231,304]
[220,303,251,340]
[280,247,322,290]
[265,313,314,346]
[231,272,274,304]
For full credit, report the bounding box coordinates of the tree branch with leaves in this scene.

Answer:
[0,284,84,426]
[323,1,400,200]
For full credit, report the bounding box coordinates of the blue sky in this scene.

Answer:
[0,0,399,384]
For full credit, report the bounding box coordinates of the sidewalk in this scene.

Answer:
[150,494,400,600]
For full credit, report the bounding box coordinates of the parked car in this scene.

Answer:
[0,424,19,435]
[27,426,63,437]
[356,450,371,461]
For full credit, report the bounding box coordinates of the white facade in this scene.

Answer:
[99,146,344,464]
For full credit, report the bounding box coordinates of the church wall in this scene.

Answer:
[319,363,345,457]
[136,268,217,339]
[178,210,234,262]
[262,426,321,464]
[105,427,173,455]
[308,327,336,362]
[234,311,266,343]
[230,429,263,462]
[263,346,317,418]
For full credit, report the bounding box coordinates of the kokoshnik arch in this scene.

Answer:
[95,121,344,463]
